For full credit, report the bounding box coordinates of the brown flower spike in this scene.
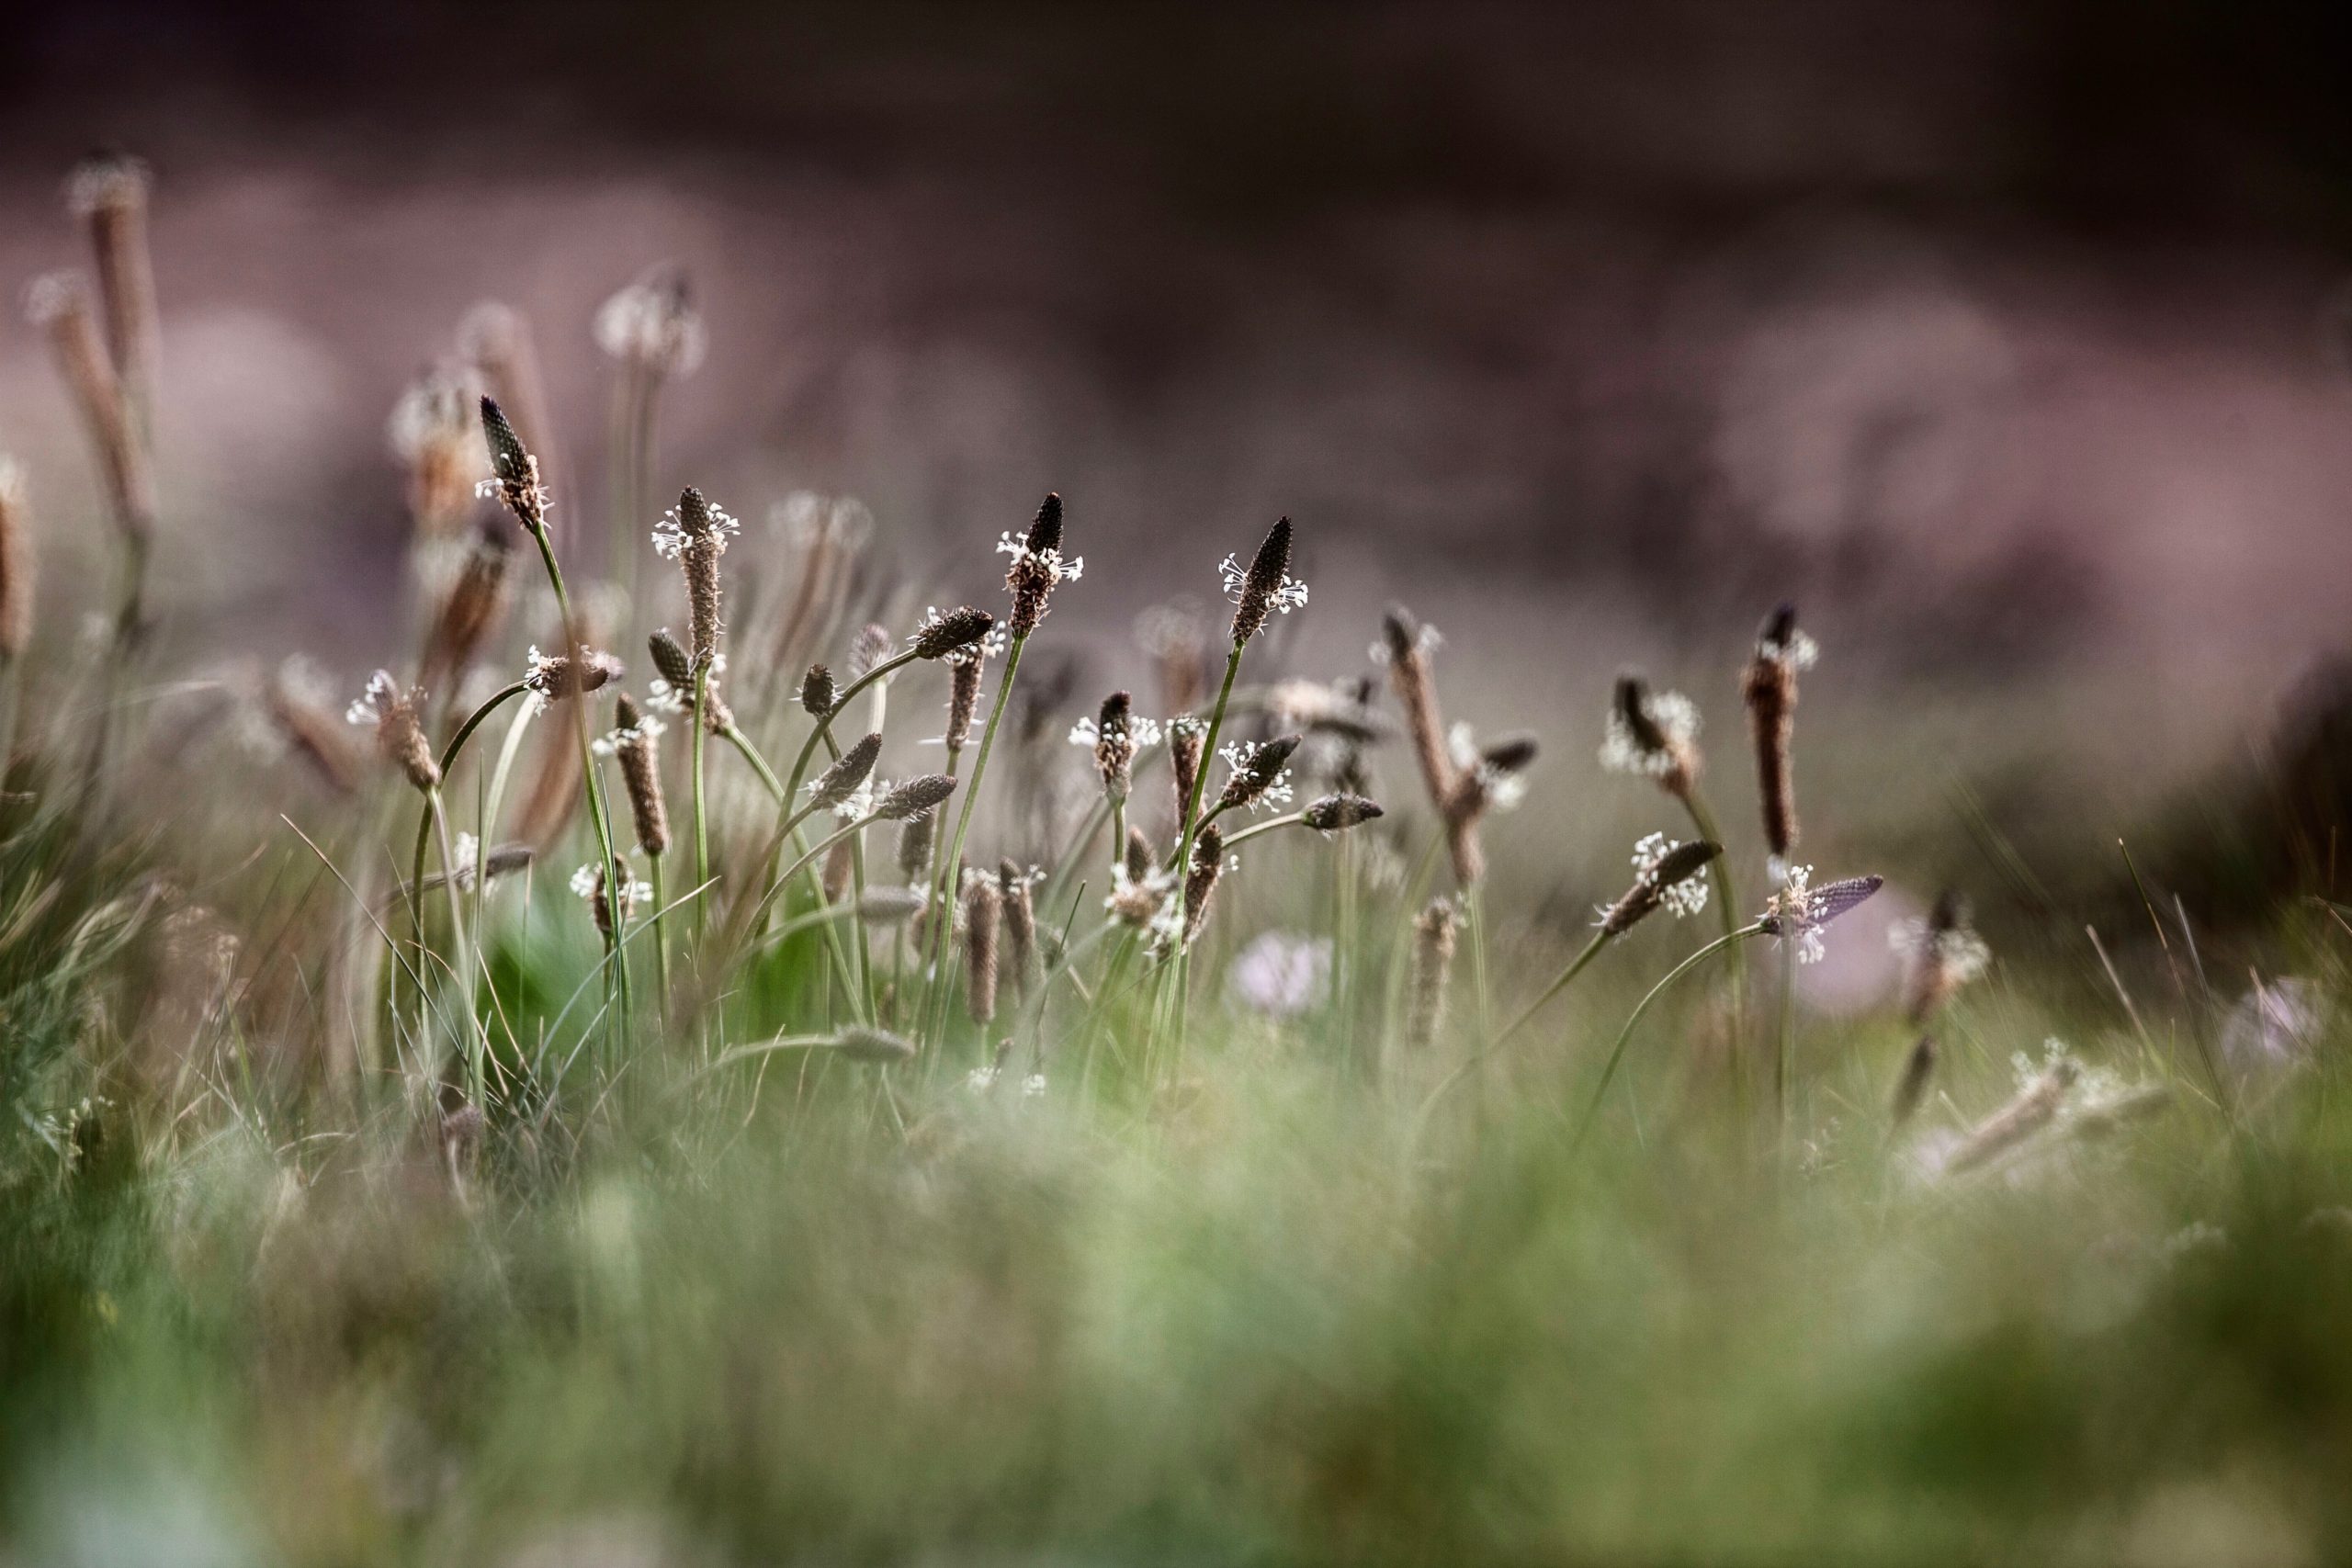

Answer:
[1408,898,1458,1050]
[963,874,1001,1024]
[1003,492,1078,639]
[1740,603,1813,863]
[1227,516,1306,647]
[350,671,439,793]
[612,693,669,858]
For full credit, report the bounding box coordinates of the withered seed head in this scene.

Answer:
[354,672,440,793]
[897,812,937,879]
[1000,858,1036,1005]
[1408,898,1457,1049]
[26,271,153,547]
[420,527,512,694]
[1124,825,1154,882]
[945,660,984,752]
[849,623,892,680]
[963,875,1001,1023]
[0,459,34,661]
[1611,671,1700,798]
[877,773,957,821]
[65,152,158,423]
[913,604,995,661]
[614,692,669,857]
[1230,515,1294,647]
[1381,602,1455,827]
[1303,794,1384,832]
[1741,601,1804,859]
[801,664,836,717]
[809,732,883,811]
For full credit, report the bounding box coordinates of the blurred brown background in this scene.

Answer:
[5,0,2352,783]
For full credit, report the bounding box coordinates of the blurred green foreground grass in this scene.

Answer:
[4,758,2350,1568]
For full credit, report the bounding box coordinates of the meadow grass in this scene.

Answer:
[3,152,2351,1566]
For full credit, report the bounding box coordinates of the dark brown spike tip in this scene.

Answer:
[1480,734,1540,775]
[1759,602,1799,648]
[1303,794,1383,831]
[648,628,692,688]
[801,663,836,717]
[1025,491,1064,555]
[1381,604,1420,660]
[480,395,528,483]
[1231,515,1295,646]
[913,604,994,660]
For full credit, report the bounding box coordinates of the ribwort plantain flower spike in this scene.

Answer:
[1303,793,1384,832]
[1001,492,1080,638]
[1595,835,1720,936]
[1223,516,1307,647]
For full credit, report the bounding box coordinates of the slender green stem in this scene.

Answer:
[648,851,671,1027]
[1680,786,1746,1039]
[1571,925,1762,1151]
[720,724,786,801]
[778,649,922,807]
[691,668,711,942]
[1148,644,1244,1081]
[525,523,631,1035]
[1777,933,1797,1143]
[751,811,892,931]
[1170,647,1244,884]
[1494,930,1612,1047]
[923,636,1027,1047]
[402,680,532,1032]
[1417,931,1611,1133]
[1216,808,1321,852]
[427,787,484,1105]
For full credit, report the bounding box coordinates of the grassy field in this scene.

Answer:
[4,155,2351,1567]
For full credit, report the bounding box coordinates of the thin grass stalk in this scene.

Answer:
[692,668,711,941]
[425,786,484,1105]
[1149,644,1243,1076]
[1574,926,1762,1152]
[521,523,632,1032]
[1679,786,1745,1036]
[403,679,530,1030]
[923,636,1028,1047]
[1777,937,1797,1141]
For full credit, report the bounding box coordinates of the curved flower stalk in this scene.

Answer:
[480,396,633,1033]
[922,496,1075,1044]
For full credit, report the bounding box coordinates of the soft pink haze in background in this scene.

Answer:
[4,1,2351,788]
